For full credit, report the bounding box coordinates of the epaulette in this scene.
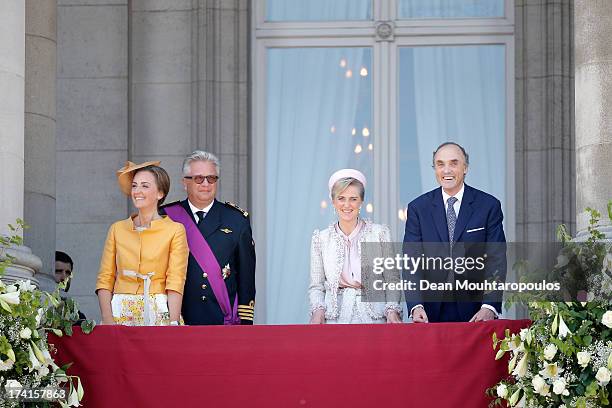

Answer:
[159,200,181,210]
[224,201,249,217]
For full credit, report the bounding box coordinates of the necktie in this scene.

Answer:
[196,211,205,227]
[446,196,458,246]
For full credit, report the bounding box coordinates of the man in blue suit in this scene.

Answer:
[403,142,505,323]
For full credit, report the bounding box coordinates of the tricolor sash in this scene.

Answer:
[165,204,239,325]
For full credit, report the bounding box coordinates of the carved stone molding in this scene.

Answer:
[375,21,394,42]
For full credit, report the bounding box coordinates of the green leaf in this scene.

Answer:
[585,380,598,397]
[495,349,506,360]
[7,348,16,361]
[607,201,612,222]
[80,319,96,334]
[0,298,12,313]
[50,328,63,337]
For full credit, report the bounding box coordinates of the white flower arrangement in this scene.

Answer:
[490,303,612,408]
[489,207,612,408]
[1,220,93,407]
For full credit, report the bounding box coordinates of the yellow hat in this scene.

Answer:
[116,160,161,196]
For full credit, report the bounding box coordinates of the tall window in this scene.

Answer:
[253,0,515,324]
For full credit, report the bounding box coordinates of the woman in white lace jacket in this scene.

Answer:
[309,169,402,324]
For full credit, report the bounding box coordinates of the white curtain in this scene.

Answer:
[398,45,506,229]
[398,0,504,19]
[267,48,373,323]
[267,0,371,21]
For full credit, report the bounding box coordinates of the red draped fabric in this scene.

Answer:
[50,320,529,407]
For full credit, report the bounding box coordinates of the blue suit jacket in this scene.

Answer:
[403,184,506,322]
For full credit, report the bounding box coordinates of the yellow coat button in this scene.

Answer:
[201,296,207,301]
[201,284,207,290]
[203,273,208,278]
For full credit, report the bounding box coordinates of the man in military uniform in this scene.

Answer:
[162,150,255,325]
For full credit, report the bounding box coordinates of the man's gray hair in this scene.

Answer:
[182,150,220,176]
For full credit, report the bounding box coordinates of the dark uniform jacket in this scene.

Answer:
[161,199,256,325]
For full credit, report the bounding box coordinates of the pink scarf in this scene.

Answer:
[335,219,364,288]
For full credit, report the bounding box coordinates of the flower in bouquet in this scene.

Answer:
[596,367,611,386]
[602,311,612,329]
[532,375,551,397]
[552,377,570,396]
[543,344,558,361]
[577,351,591,368]
[496,383,508,398]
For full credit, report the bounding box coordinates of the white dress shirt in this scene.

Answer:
[442,184,464,219]
[188,199,214,224]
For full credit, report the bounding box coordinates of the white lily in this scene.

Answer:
[558,314,571,338]
[28,344,42,370]
[42,347,60,371]
[16,280,36,292]
[67,387,80,406]
[5,285,18,293]
[512,353,528,378]
[0,291,20,305]
[35,307,44,326]
[539,363,564,379]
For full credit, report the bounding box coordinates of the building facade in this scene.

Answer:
[2,0,605,323]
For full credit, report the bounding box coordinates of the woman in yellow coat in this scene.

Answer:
[96,161,189,326]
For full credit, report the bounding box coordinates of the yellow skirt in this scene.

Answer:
[111,294,170,326]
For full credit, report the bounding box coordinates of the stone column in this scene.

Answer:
[129,0,250,204]
[56,0,128,318]
[575,0,612,238]
[130,0,194,197]
[0,0,42,283]
[199,0,250,205]
[24,0,57,290]
[515,0,575,243]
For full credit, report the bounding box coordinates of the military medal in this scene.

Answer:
[222,264,231,279]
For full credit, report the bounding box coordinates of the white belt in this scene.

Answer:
[123,270,155,326]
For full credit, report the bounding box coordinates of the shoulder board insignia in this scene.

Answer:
[160,200,181,209]
[224,201,249,217]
